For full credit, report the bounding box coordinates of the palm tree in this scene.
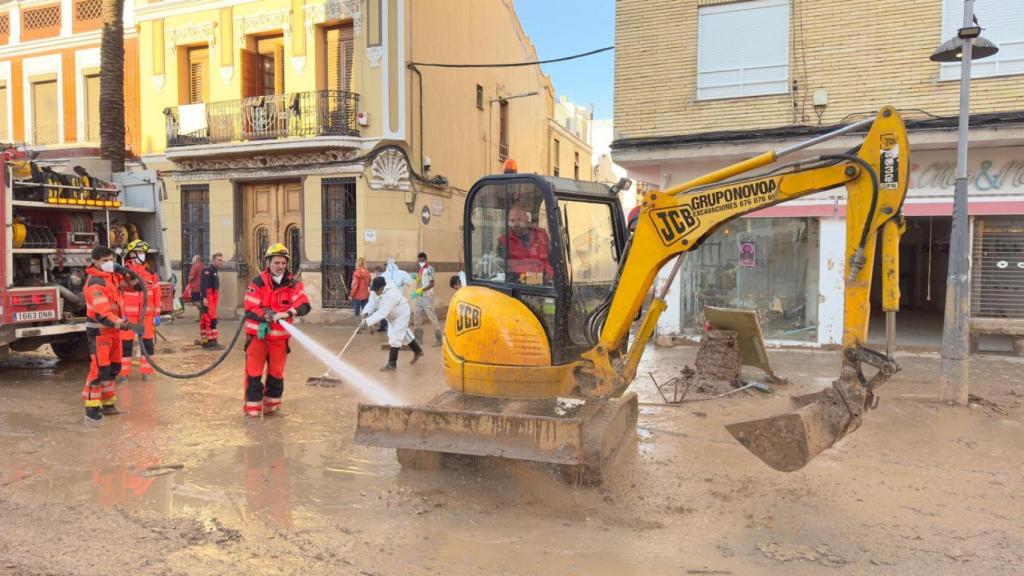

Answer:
[99,0,125,172]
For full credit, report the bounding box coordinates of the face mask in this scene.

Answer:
[100,261,116,273]
[418,260,425,267]
[135,253,146,263]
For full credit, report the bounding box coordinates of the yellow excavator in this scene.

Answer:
[355,106,909,481]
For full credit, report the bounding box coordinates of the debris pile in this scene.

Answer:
[688,330,742,395]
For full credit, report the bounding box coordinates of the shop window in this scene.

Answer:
[971,216,1024,320]
[678,217,819,340]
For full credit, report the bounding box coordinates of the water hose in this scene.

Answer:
[121,266,245,379]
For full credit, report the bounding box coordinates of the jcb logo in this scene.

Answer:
[880,133,900,190]
[650,206,700,246]
[455,302,481,336]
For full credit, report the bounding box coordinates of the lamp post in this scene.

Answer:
[487,91,539,173]
[929,0,998,405]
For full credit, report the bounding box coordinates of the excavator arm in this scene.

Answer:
[578,106,909,471]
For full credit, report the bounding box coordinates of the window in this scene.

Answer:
[31,78,59,145]
[0,81,8,142]
[469,182,553,287]
[286,225,302,275]
[498,100,509,162]
[83,73,100,142]
[559,199,619,346]
[21,5,61,41]
[322,178,358,308]
[0,14,10,44]
[697,0,789,100]
[476,84,484,110]
[574,151,580,180]
[679,217,819,341]
[323,26,354,92]
[940,0,1024,79]
[180,184,210,265]
[186,47,208,104]
[553,138,560,177]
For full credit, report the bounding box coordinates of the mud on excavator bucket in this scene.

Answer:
[726,350,896,472]
[354,391,639,484]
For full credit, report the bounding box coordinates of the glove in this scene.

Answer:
[272,311,290,322]
[358,319,368,329]
[257,322,269,340]
[411,288,423,300]
[154,316,161,327]
[263,308,275,324]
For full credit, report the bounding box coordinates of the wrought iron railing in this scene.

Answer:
[165,90,360,147]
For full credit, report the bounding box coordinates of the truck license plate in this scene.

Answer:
[13,310,56,321]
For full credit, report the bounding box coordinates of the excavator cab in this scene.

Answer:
[462,174,628,366]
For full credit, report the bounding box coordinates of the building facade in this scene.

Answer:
[137,0,580,319]
[0,0,141,158]
[613,0,1024,352]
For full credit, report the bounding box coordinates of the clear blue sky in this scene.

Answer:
[514,0,615,120]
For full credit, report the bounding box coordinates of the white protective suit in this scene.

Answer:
[383,258,413,289]
[363,285,414,348]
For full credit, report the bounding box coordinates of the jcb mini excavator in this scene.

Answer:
[355,106,910,481]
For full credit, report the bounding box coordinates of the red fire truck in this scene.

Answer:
[1,150,173,361]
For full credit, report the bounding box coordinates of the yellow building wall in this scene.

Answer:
[614,0,1024,139]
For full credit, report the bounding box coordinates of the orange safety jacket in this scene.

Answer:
[85,266,126,332]
[122,260,161,321]
[243,269,311,340]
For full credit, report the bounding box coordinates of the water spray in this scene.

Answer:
[279,322,403,405]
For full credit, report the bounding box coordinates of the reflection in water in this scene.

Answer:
[90,383,163,507]
[243,423,293,527]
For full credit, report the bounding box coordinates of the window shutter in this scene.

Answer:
[697,0,789,100]
[188,48,208,104]
[941,0,1024,79]
[325,26,354,92]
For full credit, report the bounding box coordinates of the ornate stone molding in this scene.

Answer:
[173,149,363,173]
[167,22,217,54]
[304,0,362,44]
[369,148,411,191]
[366,45,382,68]
[235,9,293,46]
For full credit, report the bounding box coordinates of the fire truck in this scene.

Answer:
[1,150,174,361]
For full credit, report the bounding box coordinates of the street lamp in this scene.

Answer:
[487,91,539,172]
[929,0,998,405]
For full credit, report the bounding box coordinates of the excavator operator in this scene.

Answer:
[498,204,553,285]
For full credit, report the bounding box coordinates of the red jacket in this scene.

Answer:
[499,228,554,279]
[122,260,161,320]
[350,268,371,301]
[187,261,204,294]
[243,269,311,340]
[85,266,126,333]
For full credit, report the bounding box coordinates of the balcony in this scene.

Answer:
[165,90,359,148]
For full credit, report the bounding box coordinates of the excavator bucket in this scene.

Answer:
[726,367,869,472]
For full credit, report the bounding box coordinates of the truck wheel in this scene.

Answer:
[51,336,90,362]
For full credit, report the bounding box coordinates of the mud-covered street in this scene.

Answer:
[1,319,1022,576]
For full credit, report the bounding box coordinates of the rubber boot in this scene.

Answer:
[102,404,122,416]
[204,339,224,350]
[84,406,103,424]
[380,347,399,371]
[409,339,425,365]
[433,329,443,347]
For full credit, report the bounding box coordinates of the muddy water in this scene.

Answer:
[1,321,1023,575]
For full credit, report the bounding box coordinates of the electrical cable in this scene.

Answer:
[408,46,613,68]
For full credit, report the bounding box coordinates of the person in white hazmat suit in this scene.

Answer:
[360,276,424,371]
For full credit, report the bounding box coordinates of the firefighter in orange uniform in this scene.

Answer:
[83,246,142,424]
[119,240,162,380]
[242,244,311,417]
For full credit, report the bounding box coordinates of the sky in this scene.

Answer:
[514,0,616,120]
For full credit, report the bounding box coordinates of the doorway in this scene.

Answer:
[243,181,302,278]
